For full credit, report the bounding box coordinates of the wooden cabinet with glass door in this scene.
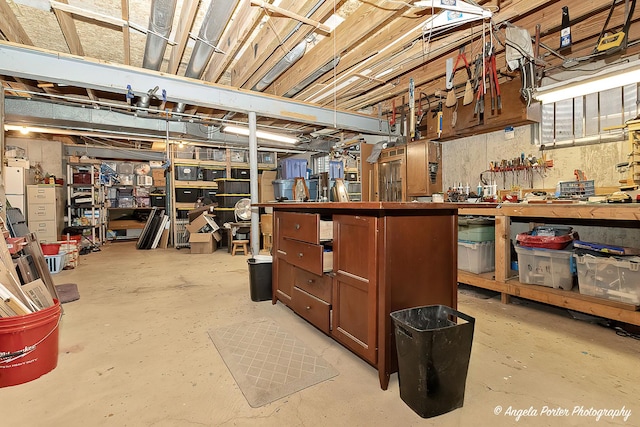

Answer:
[374,146,406,201]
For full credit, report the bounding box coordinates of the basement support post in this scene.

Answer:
[248,111,260,256]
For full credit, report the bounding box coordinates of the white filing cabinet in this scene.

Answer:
[27,185,65,243]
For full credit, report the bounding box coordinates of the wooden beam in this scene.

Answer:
[167,0,199,74]
[242,0,338,92]
[231,0,312,88]
[52,0,85,56]
[274,2,408,98]
[0,0,33,44]
[250,0,331,33]
[50,0,125,28]
[203,0,263,82]
[121,0,130,65]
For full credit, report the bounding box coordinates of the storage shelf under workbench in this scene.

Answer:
[458,204,640,326]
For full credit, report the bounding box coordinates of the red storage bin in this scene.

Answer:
[40,242,61,255]
[73,172,91,184]
[516,226,578,250]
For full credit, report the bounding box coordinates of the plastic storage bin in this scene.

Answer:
[231,168,250,179]
[217,179,250,194]
[458,241,495,273]
[247,255,273,302]
[390,305,475,418]
[201,168,226,181]
[175,165,199,181]
[515,245,575,290]
[217,194,248,208]
[574,254,640,304]
[458,217,495,242]
[279,159,307,179]
[175,188,199,203]
[273,179,294,200]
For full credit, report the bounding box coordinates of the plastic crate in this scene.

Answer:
[574,254,640,304]
[458,217,495,242]
[515,246,575,290]
[458,240,495,274]
[45,252,67,274]
[557,180,595,198]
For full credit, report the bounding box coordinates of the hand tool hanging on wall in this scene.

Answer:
[559,6,572,51]
[446,47,472,108]
[409,78,416,141]
[594,0,636,55]
[389,99,397,132]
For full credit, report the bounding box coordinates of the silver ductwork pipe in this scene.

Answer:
[174,0,240,113]
[142,0,177,71]
[137,86,159,109]
[252,39,308,92]
[283,55,340,97]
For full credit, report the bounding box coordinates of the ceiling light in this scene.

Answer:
[534,61,640,104]
[20,127,30,135]
[223,126,298,144]
[375,69,394,79]
[178,141,184,148]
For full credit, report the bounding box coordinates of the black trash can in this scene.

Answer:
[390,305,475,418]
[247,255,272,302]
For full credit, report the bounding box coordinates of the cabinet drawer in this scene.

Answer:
[30,220,57,242]
[28,204,56,221]
[294,268,332,303]
[278,212,319,244]
[278,237,324,276]
[27,186,55,204]
[291,287,330,334]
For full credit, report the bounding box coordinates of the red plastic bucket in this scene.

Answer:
[0,300,61,387]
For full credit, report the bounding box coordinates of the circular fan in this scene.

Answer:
[234,198,252,222]
[134,163,151,175]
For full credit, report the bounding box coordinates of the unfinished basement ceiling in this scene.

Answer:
[1,0,640,149]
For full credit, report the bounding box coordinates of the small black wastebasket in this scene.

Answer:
[247,256,272,302]
[390,305,475,418]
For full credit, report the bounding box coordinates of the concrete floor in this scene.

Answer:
[4,242,639,426]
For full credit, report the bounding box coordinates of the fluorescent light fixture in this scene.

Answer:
[534,61,640,104]
[223,125,298,144]
[375,68,394,79]
[20,127,30,135]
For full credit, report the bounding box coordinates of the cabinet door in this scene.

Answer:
[406,140,442,197]
[331,214,377,364]
[275,259,295,305]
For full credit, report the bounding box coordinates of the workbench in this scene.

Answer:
[261,202,459,390]
[459,204,640,326]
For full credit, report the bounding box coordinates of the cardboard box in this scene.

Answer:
[260,170,277,202]
[152,168,166,187]
[186,213,220,234]
[189,233,215,254]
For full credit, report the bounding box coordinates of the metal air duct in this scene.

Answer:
[283,55,340,97]
[252,38,308,92]
[142,0,177,71]
[174,0,240,113]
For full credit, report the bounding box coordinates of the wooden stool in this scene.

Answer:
[231,239,249,256]
[261,233,273,254]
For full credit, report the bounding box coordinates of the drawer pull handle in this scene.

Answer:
[295,224,300,230]
[298,253,303,258]
[308,279,314,284]
[306,306,311,310]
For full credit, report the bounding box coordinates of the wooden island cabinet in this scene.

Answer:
[260,202,460,390]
